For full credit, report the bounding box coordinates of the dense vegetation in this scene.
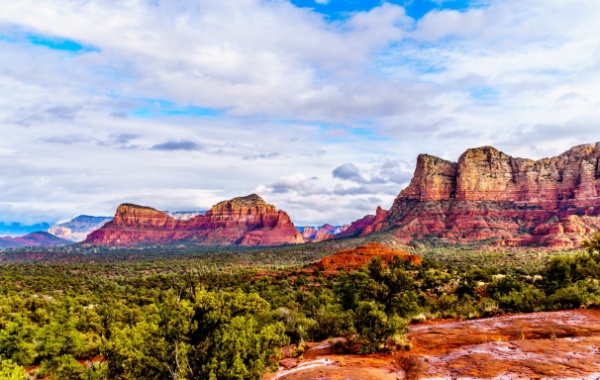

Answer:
[1,234,600,379]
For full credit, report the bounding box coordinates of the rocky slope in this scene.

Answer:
[0,231,73,249]
[354,143,600,248]
[84,194,305,247]
[47,215,113,242]
[313,243,422,273]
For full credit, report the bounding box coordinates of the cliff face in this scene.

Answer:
[378,143,600,248]
[84,194,304,247]
[399,144,600,206]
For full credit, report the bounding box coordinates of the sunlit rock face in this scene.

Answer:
[361,143,600,248]
[84,194,305,247]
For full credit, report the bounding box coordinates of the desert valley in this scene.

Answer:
[2,143,600,379]
[3,0,600,378]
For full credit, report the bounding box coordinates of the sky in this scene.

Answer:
[2,0,600,233]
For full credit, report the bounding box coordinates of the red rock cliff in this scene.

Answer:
[381,143,600,248]
[84,194,304,247]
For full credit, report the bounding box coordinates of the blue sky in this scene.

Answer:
[290,0,477,20]
[1,0,600,232]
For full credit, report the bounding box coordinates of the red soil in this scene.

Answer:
[313,243,422,274]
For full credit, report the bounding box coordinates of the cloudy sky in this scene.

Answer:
[1,0,600,232]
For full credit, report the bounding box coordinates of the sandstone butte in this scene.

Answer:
[345,142,600,248]
[314,243,422,273]
[84,194,305,247]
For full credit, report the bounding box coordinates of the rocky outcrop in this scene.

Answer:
[313,243,421,273]
[47,215,112,242]
[399,144,600,206]
[0,232,73,249]
[337,214,377,238]
[400,154,458,201]
[84,194,305,247]
[369,143,600,248]
[335,206,390,239]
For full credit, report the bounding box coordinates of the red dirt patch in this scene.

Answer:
[314,243,422,274]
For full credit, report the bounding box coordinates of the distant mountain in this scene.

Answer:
[0,231,73,249]
[0,222,52,237]
[84,194,304,247]
[47,215,113,242]
[298,224,349,242]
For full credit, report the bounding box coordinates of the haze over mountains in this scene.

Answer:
[0,231,72,249]
[47,215,113,242]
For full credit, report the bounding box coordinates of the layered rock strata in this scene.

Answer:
[84,194,304,247]
[362,143,600,248]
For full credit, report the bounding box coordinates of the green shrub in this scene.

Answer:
[547,280,600,310]
[0,359,26,380]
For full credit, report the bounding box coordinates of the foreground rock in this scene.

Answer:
[354,143,600,248]
[265,309,600,380]
[409,309,600,379]
[84,194,305,247]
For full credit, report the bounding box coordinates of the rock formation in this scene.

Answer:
[361,143,600,248]
[47,215,113,242]
[84,194,305,247]
[313,243,422,273]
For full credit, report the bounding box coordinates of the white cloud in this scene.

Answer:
[1,0,600,226]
